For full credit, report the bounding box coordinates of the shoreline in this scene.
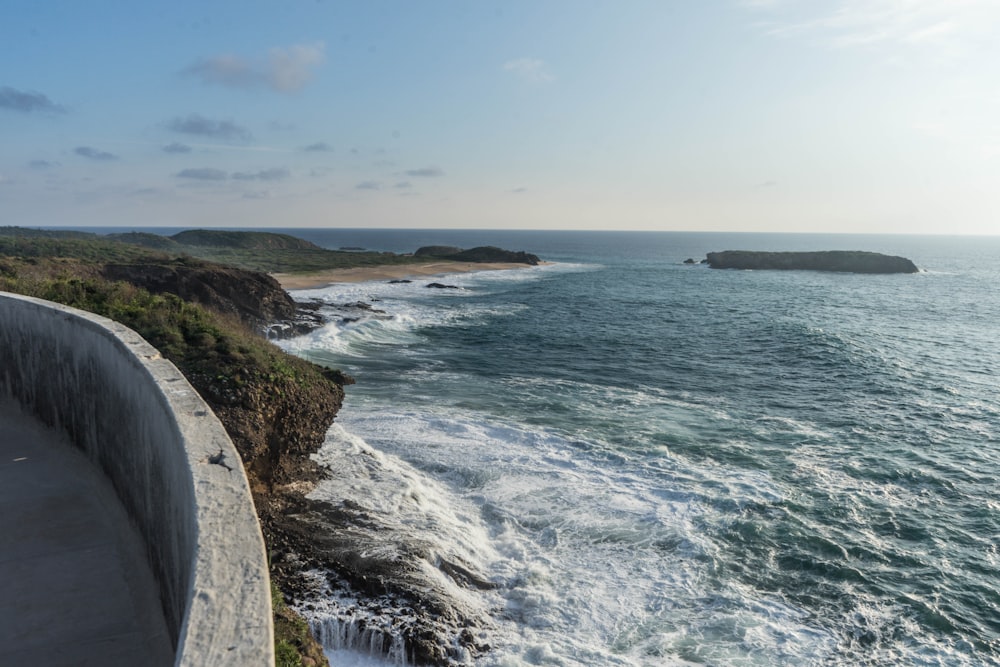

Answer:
[272,261,541,290]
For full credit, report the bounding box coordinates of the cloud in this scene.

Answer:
[404,166,444,177]
[27,159,58,169]
[184,42,325,93]
[739,0,784,8]
[163,142,192,154]
[75,146,118,161]
[355,181,380,190]
[510,187,528,194]
[232,167,289,181]
[503,58,554,83]
[167,114,252,141]
[745,0,999,50]
[0,86,66,114]
[303,142,333,152]
[243,191,269,199]
[394,181,412,189]
[176,167,228,181]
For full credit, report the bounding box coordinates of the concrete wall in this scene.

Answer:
[0,292,274,667]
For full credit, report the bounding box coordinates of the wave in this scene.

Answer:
[323,404,843,666]
[278,240,1000,666]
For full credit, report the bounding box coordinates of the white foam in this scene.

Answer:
[329,405,835,666]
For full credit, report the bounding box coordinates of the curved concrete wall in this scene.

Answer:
[0,292,274,667]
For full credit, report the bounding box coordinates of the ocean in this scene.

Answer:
[272,230,1000,667]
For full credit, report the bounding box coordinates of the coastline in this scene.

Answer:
[271,261,539,290]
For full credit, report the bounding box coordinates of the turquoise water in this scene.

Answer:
[277,231,1000,666]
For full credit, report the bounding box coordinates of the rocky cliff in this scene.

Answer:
[705,250,919,274]
[102,259,300,332]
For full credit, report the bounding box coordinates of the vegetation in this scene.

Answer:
[272,581,326,667]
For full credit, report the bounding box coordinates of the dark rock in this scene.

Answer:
[426,282,460,289]
[342,301,385,313]
[683,258,696,264]
[704,250,919,274]
[388,279,413,284]
[276,493,495,666]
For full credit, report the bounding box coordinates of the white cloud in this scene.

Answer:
[185,42,326,93]
[503,58,554,84]
[742,0,999,50]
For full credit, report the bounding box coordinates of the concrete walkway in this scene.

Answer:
[0,405,173,666]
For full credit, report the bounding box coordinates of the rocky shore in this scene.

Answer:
[108,262,504,665]
[1,228,533,666]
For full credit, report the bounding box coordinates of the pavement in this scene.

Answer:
[0,405,174,666]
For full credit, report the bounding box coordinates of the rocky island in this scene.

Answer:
[704,250,919,274]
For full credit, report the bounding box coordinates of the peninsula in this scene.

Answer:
[704,250,919,274]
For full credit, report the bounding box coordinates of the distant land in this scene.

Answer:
[0,226,539,274]
[704,250,919,274]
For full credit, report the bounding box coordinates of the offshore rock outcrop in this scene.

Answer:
[705,250,919,274]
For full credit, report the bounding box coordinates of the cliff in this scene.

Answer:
[705,250,919,274]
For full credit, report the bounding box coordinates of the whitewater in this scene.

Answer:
[277,230,1000,666]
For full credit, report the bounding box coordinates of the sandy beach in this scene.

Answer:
[271,261,535,290]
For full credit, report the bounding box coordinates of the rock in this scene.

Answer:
[388,279,412,284]
[102,259,300,330]
[342,301,385,313]
[426,282,460,289]
[683,258,696,264]
[704,250,919,274]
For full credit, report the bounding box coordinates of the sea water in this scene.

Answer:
[275,230,1000,666]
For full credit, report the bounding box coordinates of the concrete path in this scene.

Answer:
[0,405,173,666]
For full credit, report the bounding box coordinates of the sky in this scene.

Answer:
[1,0,999,234]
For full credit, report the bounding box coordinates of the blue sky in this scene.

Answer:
[1,0,998,234]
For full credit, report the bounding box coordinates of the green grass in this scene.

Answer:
[272,581,325,667]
